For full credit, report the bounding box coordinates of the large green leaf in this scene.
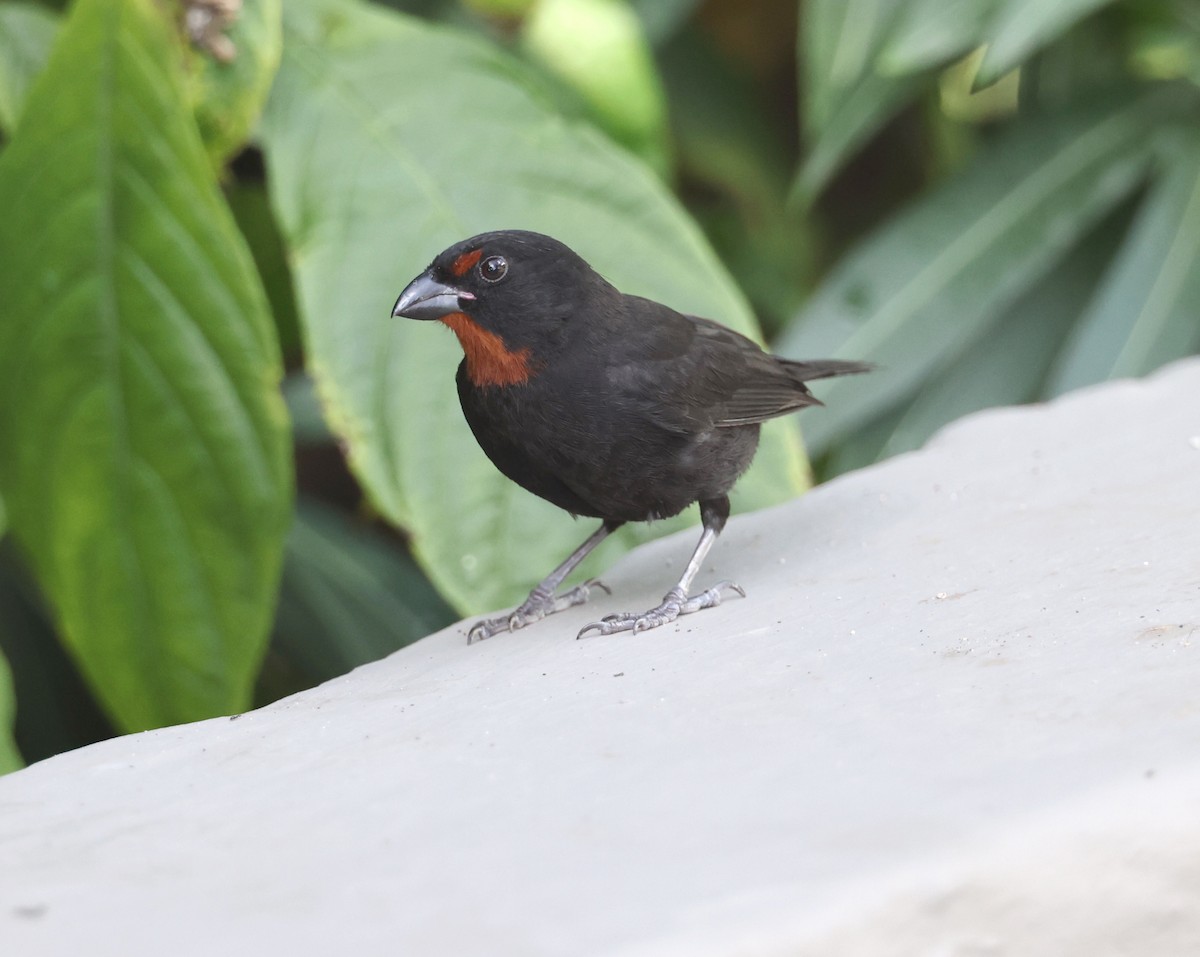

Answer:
[0,0,291,731]
[0,1,57,133]
[260,0,805,615]
[795,0,922,203]
[1047,131,1200,394]
[976,0,1121,87]
[0,648,20,775]
[776,94,1167,457]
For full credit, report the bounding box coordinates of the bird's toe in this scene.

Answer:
[553,578,611,612]
[473,579,617,644]
[678,579,745,614]
[577,580,746,639]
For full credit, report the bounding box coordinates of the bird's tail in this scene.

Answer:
[780,358,875,383]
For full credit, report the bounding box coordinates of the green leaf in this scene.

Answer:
[0,0,291,731]
[1047,131,1200,395]
[185,0,282,169]
[0,1,58,133]
[260,0,805,615]
[1016,12,1130,110]
[794,70,923,205]
[521,0,669,173]
[0,544,115,764]
[879,0,996,75]
[814,198,1132,479]
[976,0,1121,87]
[0,693,19,777]
[226,180,302,361]
[795,0,923,202]
[268,499,455,686]
[815,404,905,481]
[877,205,1129,458]
[281,371,332,444]
[802,0,904,127]
[630,0,701,44]
[661,32,814,331]
[776,94,1166,458]
[0,647,20,775]
[462,0,537,18]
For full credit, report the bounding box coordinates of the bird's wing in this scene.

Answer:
[690,316,829,425]
[604,305,820,433]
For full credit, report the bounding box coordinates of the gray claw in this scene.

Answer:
[577,619,627,640]
[467,617,509,644]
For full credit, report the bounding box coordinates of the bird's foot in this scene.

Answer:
[576,581,745,639]
[467,579,611,644]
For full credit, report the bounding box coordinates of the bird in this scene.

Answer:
[391,230,871,642]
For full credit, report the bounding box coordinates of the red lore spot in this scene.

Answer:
[451,248,483,277]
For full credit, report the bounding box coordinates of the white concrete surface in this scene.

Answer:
[2,359,1199,956]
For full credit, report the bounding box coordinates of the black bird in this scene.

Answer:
[392,230,870,641]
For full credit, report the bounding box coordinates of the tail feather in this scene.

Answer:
[713,356,873,428]
[780,358,875,383]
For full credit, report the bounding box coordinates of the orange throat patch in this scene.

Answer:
[441,312,533,387]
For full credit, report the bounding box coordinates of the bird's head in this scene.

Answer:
[392,230,614,387]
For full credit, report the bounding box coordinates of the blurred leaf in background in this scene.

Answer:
[789,0,1200,474]
[796,0,925,203]
[0,0,1197,769]
[780,91,1174,458]
[0,501,11,772]
[1047,128,1200,393]
[661,24,815,335]
[0,542,115,766]
[521,0,671,173]
[259,498,456,704]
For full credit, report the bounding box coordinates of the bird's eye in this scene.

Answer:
[479,255,508,283]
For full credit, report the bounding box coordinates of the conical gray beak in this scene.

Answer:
[391,271,474,320]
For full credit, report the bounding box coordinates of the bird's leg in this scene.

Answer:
[577,497,744,639]
[467,519,624,643]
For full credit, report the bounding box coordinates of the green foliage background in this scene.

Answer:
[0,0,1196,771]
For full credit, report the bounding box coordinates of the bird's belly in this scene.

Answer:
[462,380,759,522]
